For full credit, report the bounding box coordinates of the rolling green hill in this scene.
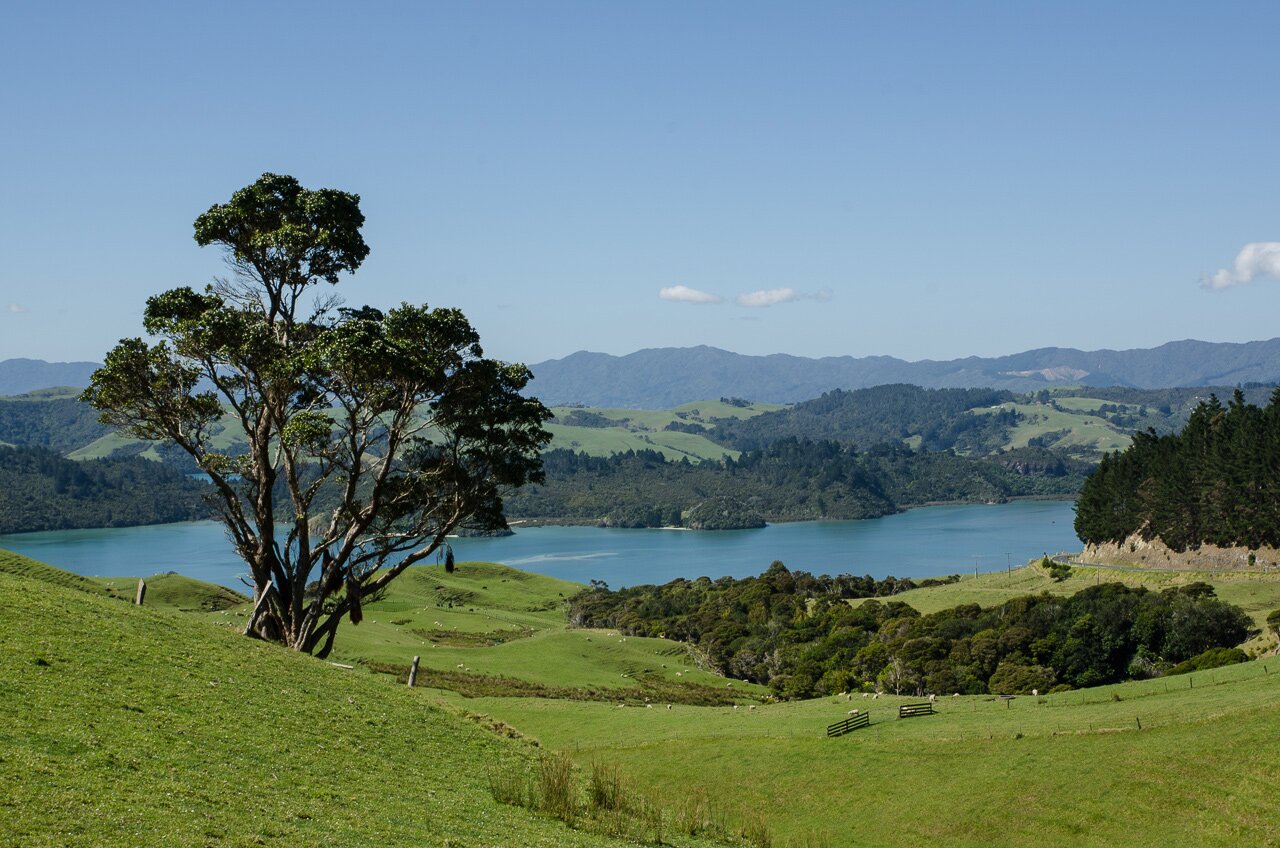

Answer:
[10,549,1280,847]
[0,555,731,848]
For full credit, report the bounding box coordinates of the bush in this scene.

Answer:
[1167,646,1249,676]
[988,660,1057,695]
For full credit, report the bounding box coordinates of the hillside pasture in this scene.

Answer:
[974,401,1132,454]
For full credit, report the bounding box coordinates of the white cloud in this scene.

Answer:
[659,285,722,304]
[7,303,28,313]
[736,287,797,308]
[1204,242,1280,290]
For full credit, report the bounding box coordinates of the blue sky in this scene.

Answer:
[2,1,1279,367]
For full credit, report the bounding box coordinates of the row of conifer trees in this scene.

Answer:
[1074,388,1280,551]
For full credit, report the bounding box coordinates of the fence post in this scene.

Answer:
[134,579,146,606]
[408,655,420,688]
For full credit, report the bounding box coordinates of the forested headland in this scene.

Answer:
[505,440,1087,528]
[1075,389,1280,553]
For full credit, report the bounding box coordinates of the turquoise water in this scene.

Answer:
[0,500,1080,589]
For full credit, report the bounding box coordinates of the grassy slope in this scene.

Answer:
[11,549,1280,847]
[477,661,1280,847]
[326,561,1280,848]
[0,561,730,848]
[544,400,784,463]
[544,422,737,463]
[974,402,1132,453]
[397,565,1280,847]
[325,562,764,696]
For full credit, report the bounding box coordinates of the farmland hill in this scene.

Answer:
[527,338,1280,407]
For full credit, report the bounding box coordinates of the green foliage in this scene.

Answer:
[0,395,110,454]
[0,444,209,533]
[1075,389,1280,551]
[1045,558,1072,582]
[82,174,550,653]
[1267,608,1280,636]
[1167,647,1250,676]
[570,567,1253,699]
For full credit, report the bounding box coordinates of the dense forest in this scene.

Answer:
[1075,389,1280,551]
[0,445,212,533]
[0,396,111,454]
[569,562,1254,699]
[505,439,1087,528]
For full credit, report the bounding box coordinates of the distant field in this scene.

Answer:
[545,399,782,461]
[974,401,1132,454]
[544,422,737,462]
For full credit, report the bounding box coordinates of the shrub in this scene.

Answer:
[1167,647,1249,676]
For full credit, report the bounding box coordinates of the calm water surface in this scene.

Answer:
[0,500,1080,590]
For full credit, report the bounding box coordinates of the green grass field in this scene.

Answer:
[9,546,1280,847]
[544,422,737,462]
[543,400,783,462]
[0,554,734,848]
[974,401,1133,454]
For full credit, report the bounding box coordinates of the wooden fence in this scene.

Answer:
[826,712,870,737]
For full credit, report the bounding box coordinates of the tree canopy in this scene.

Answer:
[84,173,551,654]
[1075,388,1280,551]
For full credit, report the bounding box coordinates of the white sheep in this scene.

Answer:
[1032,688,1039,697]
[666,704,672,710]
[847,708,860,716]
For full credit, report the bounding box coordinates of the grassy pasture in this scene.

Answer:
[0,560,734,848]
[332,560,1280,847]
[542,399,782,462]
[324,562,765,698]
[12,548,1280,847]
[544,422,737,462]
[974,402,1132,453]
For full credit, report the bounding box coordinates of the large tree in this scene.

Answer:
[84,173,550,654]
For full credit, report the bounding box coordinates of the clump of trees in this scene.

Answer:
[1075,389,1280,551]
[569,563,1252,698]
[84,174,550,654]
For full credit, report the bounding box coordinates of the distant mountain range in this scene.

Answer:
[8,338,1280,408]
[0,359,99,397]
[527,339,1280,407]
